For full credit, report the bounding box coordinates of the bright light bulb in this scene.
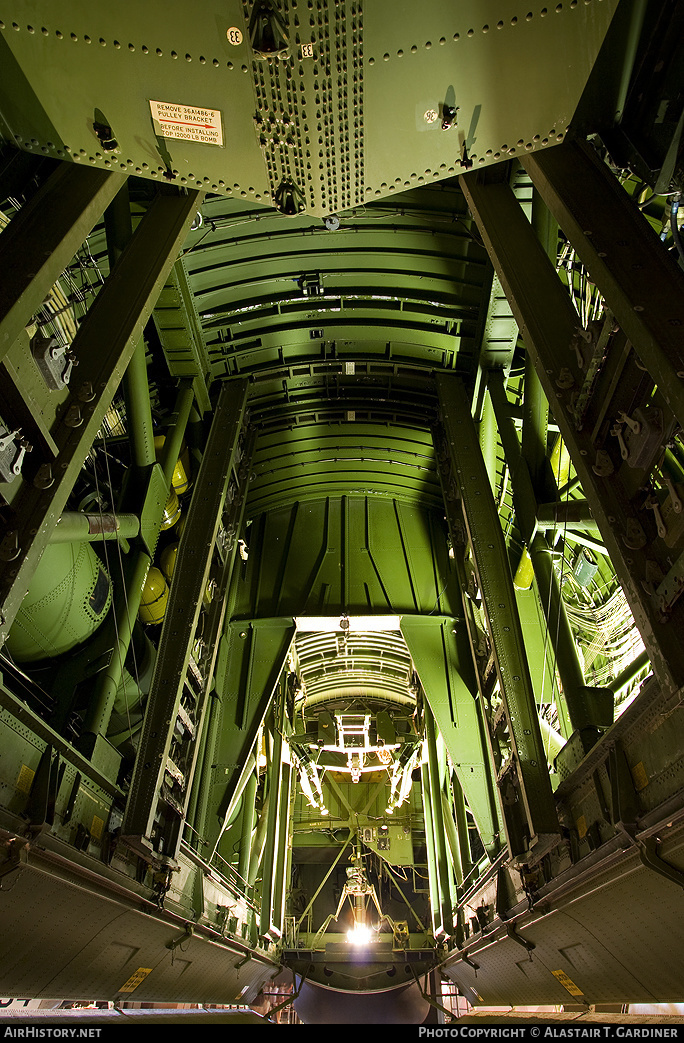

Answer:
[346,924,372,945]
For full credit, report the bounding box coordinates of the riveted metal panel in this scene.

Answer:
[0,1,618,216]
[229,497,463,619]
[0,857,276,1002]
[444,834,684,1005]
[444,909,652,1007]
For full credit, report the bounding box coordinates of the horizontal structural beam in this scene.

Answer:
[536,500,601,533]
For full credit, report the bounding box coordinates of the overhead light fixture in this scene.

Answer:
[295,615,401,633]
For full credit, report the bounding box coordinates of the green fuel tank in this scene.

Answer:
[6,542,112,662]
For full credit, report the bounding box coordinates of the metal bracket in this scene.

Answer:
[621,517,647,550]
[655,547,684,617]
[461,951,481,974]
[0,426,31,483]
[607,742,638,840]
[506,923,536,958]
[0,747,60,886]
[274,178,305,216]
[31,332,77,391]
[621,406,664,470]
[592,449,614,477]
[23,744,60,842]
[265,969,306,1023]
[638,836,684,890]
[249,0,290,60]
[441,105,458,131]
[408,966,459,1020]
[166,924,194,950]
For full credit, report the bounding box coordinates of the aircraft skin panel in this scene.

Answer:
[362,0,619,198]
[443,835,684,1006]
[0,849,277,1003]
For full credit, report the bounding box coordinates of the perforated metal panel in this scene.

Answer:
[0,858,276,1002]
[444,836,684,1005]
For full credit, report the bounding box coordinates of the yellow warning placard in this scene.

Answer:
[16,764,35,794]
[118,967,152,993]
[150,100,224,146]
[551,969,584,997]
[631,761,649,791]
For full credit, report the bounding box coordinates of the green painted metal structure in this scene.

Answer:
[0,0,682,1023]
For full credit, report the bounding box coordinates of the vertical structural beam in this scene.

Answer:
[400,616,502,858]
[452,771,473,886]
[104,183,156,477]
[159,383,195,488]
[0,186,201,647]
[436,375,560,861]
[214,753,258,860]
[121,380,248,854]
[260,691,286,939]
[523,139,684,429]
[194,423,257,711]
[487,371,613,736]
[122,343,156,474]
[441,789,463,914]
[529,531,614,730]
[420,762,441,939]
[185,691,214,845]
[479,389,498,492]
[248,789,271,889]
[81,386,197,748]
[238,769,259,883]
[81,552,151,741]
[82,208,198,755]
[516,189,553,581]
[0,164,124,359]
[459,168,684,695]
[271,758,293,938]
[424,704,454,937]
[521,358,549,496]
[191,692,233,854]
[209,618,296,853]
